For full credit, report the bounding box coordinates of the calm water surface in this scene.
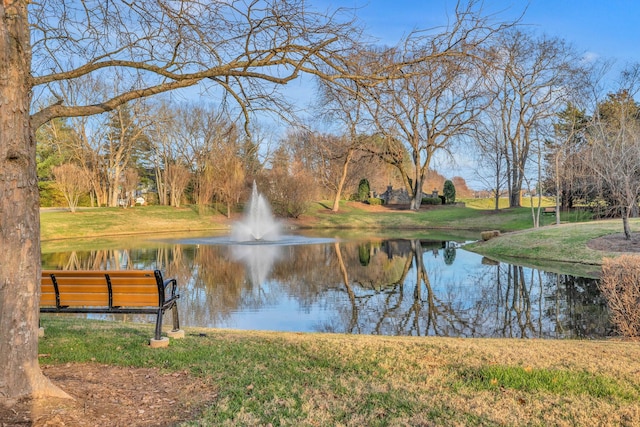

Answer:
[41,232,609,338]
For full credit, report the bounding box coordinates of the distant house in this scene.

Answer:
[380,185,438,205]
[380,185,411,204]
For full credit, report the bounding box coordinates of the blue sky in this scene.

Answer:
[289,1,639,107]
[337,0,639,68]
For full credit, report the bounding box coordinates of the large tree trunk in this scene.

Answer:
[509,175,522,208]
[410,178,422,211]
[0,1,68,400]
[410,160,423,211]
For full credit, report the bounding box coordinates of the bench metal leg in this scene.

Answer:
[166,302,185,339]
[149,309,170,347]
[171,303,180,332]
[154,309,163,341]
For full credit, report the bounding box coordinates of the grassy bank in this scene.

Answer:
[40,205,232,241]
[465,219,637,277]
[39,317,640,426]
[40,202,570,242]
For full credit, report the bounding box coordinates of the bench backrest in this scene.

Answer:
[41,270,163,308]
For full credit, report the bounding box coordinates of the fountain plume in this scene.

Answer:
[231,182,282,242]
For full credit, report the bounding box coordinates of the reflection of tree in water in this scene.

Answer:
[367,239,473,336]
[358,243,371,266]
[321,239,476,336]
[42,247,164,270]
[464,264,607,338]
[543,273,609,338]
[321,239,608,338]
[443,242,457,265]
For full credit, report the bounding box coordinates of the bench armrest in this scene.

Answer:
[163,278,179,300]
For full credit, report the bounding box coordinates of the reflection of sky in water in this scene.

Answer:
[223,296,326,332]
[41,236,608,339]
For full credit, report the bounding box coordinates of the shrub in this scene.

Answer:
[260,172,316,218]
[422,197,442,205]
[367,197,383,206]
[600,255,640,338]
[481,230,500,241]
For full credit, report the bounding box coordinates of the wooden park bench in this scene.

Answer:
[40,269,183,347]
[543,207,556,215]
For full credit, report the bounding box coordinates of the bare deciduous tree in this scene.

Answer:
[584,89,640,239]
[120,168,139,208]
[52,163,91,212]
[283,128,366,209]
[166,163,191,208]
[364,9,494,210]
[103,103,151,207]
[316,65,371,211]
[472,114,508,210]
[212,139,246,218]
[481,30,587,208]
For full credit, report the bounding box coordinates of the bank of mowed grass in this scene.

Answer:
[40,205,232,241]
[465,219,640,271]
[40,200,571,242]
[39,317,640,426]
[41,201,602,269]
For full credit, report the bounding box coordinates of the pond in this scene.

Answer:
[41,231,610,339]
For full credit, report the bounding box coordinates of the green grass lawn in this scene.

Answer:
[41,200,593,241]
[40,205,232,241]
[465,219,637,277]
[286,200,573,233]
[39,317,640,426]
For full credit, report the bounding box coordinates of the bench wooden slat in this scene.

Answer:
[112,293,160,306]
[110,284,159,293]
[42,270,106,277]
[43,271,155,280]
[104,271,156,277]
[109,277,158,288]
[40,294,57,305]
[55,284,108,293]
[58,296,110,306]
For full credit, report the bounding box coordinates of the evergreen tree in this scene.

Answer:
[358,178,370,201]
[443,179,456,204]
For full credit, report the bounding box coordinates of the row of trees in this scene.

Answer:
[36,100,393,216]
[35,98,476,216]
